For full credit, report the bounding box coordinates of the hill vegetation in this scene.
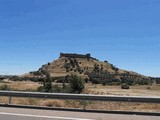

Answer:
[4,53,159,87]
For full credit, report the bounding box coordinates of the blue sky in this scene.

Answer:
[0,0,160,77]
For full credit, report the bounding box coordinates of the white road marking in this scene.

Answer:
[0,112,93,120]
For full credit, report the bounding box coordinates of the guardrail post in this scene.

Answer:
[8,96,12,104]
[82,100,86,110]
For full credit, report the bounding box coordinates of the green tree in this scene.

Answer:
[41,70,53,92]
[121,83,130,89]
[69,74,85,94]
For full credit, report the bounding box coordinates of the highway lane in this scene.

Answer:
[0,112,92,120]
[0,107,159,120]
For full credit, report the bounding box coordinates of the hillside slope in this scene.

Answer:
[28,53,143,78]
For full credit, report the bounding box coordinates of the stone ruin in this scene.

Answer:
[60,53,91,58]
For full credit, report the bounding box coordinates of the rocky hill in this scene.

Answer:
[28,53,143,78]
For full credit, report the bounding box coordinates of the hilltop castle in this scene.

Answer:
[59,53,98,61]
[60,53,91,58]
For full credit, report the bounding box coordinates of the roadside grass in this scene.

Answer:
[0,97,160,112]
[0,81,40,91]
[0,81,160,112]
[41,100,64,107]
[84,83,160,96]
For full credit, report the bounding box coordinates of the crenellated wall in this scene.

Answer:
[60,53,91,58]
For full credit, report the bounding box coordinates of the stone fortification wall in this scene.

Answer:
[60,53,91,58]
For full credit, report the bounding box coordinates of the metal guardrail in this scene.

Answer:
[1,91,160,116]
[1,90,160,116]
[0,90,160,104]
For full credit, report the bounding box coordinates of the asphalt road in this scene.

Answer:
[0,107,159,120]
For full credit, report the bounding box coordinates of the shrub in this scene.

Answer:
[104,60,108,63]
[61,84,71,93]
[65,59,68,63]
[52,84,62,93]
[37,84,71,93]
[69,75,85,94]
[0,84,10,91]
[121,83,130,89]
[56,77,64,83]
[102,82,106,86]
[84,71,89,75]
[85,78,89,83]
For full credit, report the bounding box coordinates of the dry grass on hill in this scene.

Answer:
[31,57,140,78]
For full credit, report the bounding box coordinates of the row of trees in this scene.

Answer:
[88,71,153,86]
[150,77,160,84]
[9,70,157,87]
